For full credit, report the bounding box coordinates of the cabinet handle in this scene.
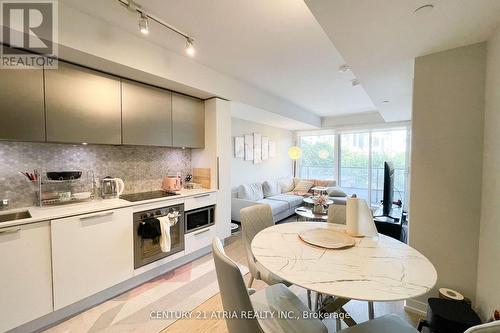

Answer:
[193,228,211,236]
[79,211,114,220]
[194,194,210,199]
[0,227,21,235]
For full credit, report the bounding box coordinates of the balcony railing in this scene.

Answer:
[299,165,406,205]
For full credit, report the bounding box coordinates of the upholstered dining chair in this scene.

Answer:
[464,321,500,333]
[327,204,346,225]
[213,237,423,333]
[240,204,291,288]
[212,237,328,333]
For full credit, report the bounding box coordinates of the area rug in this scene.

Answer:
[43,253,249,333]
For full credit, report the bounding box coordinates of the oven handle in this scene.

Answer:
[193,228,211,236]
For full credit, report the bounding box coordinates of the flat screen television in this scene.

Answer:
[382,161,395,216]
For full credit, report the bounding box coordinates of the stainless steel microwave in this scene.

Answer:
[185,205,215,233]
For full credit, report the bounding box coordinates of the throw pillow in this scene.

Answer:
[293,180,314,193]
[238,183,264,201]
[263,180,280,197]
[278,178,295,193]
[327,186,347,197]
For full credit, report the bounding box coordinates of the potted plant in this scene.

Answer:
[312,195,328,214]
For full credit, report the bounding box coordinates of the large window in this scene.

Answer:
[339,132,370,200]
[298,134,335,180]
[298,127,409,208]
[370,130,408,206]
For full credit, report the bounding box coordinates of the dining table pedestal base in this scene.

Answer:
[368,301,375,320]
[318,295,357,327]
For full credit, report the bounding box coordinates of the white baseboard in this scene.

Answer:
[404,299,428,317]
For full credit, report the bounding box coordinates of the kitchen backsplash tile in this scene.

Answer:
[0,142,191,208]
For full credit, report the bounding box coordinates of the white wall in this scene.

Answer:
[230,118,293,188]
[476,26,500,320]
[409,43,486,310]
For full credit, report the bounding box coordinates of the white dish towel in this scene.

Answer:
[158,212,180,252]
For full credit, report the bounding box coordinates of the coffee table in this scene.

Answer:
[311,186,329,196]
[295,207,328,221]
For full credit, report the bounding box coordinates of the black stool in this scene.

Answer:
[418,298,481,333]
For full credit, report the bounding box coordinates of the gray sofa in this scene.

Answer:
[231,178,348,223]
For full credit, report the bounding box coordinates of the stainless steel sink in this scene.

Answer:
[0,211,31,223]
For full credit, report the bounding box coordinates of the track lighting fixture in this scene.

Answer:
[119,0,196,56]
[185,38,195,57]
[338,64,350,73]
[138,12,149,34]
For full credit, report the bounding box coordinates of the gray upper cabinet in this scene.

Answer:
[172,93,205,148]
[0,47,45,142]
[44,62,121,144]
[122,80,172,146]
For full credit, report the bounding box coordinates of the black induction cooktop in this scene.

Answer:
[120,190,179,202]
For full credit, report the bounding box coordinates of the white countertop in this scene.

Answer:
[0,188,217,228]
[251,222,437,302]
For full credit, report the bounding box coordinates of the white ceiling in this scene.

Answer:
[305,0,500,121]
[230,102,317,131]
[61,0,375,117]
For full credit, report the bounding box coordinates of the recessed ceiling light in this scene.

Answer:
[351,79,360,87]
[414,4,434,16]
[338,64,350,73]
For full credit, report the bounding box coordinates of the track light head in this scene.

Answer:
[138,12,149,34]
[339,64,350,73]
[185,38,195,57]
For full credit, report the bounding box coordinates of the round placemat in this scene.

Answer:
[299,228,355,249]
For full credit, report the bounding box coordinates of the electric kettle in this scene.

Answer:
[101,177,125,199]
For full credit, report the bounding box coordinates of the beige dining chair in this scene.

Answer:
[338,314,419,333]
[327,204,346,225]
[464,321,500,333]
[240,204,291,288]
[213,237,422,333]
[212,237,328,333]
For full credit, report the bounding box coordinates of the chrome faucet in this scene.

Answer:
[0,199,9,210]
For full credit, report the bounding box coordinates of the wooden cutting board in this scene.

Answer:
[299,228,355,249]
[192,168,211,189]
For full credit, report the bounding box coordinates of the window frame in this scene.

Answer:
[296,123,411,208]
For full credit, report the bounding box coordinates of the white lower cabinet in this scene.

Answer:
[0,221,53,332]
[184,225,216,254]
[51,208,134,310]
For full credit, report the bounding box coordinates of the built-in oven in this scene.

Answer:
[133,203,184,269]
[185,205,215,233]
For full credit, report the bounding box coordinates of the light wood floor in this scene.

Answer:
[162,230,422,333]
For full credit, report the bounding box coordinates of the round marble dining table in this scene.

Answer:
[251,222,437,303]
